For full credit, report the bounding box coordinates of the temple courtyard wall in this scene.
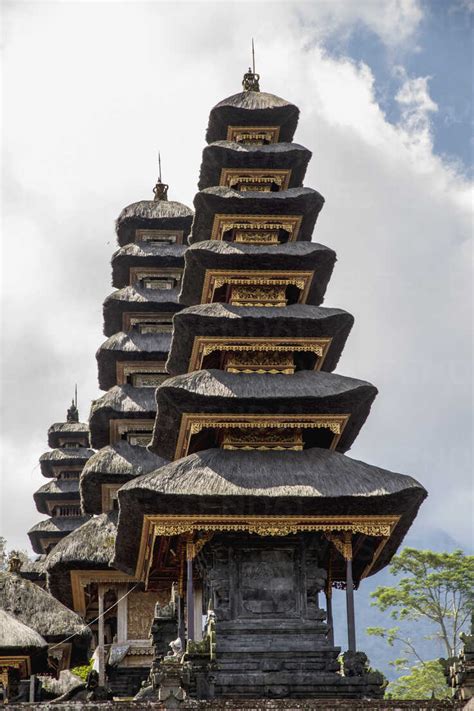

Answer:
[6,700,470,710]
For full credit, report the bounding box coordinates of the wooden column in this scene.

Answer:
[186,539,195,642]
[177,594,185,646]
[326,591,334,646]
[194,586,203,642]
[116,584,128,643]
[97,584,106,686]
[345,537,356,652]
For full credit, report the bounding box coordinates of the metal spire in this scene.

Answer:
[153,150,169,201]
[252,38,256,75]
[242,39,260,92]
[67,385,79,422]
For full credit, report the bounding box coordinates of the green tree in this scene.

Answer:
[368,548,473,663]
[385,660,450,700]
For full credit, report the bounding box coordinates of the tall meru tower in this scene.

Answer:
[26,62,427,702]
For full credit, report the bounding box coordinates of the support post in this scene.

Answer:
[345,551,356,652]
[186,540,195,642]
[98,584,106,687]
[116,584,128,643]
[177,594,185,647]
[29,674,35,702]
[326,591,334,646]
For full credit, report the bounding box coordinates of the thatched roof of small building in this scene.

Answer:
[28,516,91,555]
[96,331,171,390]
[150,369,377,460]
[80,441,168,514]
[33,479,80,515]
[48,422,90,449]
[0,572,91,663]
[115,200,193,247]
[190,186,324,244]
[198,141,311,190]
[17,555,47,584]
[89,385,157,449]
[179,240,335,307]
[0,608,47,655]
[166,303,354,376]
[206,91,299,143]
[39,447,95,478]
[114,447,426,580]
[103,285,182,337]
[111,243,186,288]
[45,512,118,609]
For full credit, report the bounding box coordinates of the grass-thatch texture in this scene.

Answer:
[28,516,91,555]
[166,302,354,376]
[115,199,193,247]
[150,368,376,460]
[179,240,335,307]
[103,285,182,337]
[111,243,186,288]
[96,331,171,391]
[39,448,95,478]
[198,141,311,190]
[33,479,81,515]
[47,422,90,449]
[114,447,426,579]
[206,90,299,143]
[190,186,324,244]
[0,609,48,672]
[89,385,157,449]
[80,441,168,514]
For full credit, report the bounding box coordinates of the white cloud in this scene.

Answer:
[1,2,472,555]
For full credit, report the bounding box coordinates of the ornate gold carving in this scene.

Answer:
[235,230,280,244]
[220,168,291,192]
[210,213,302,243]
[325,532,353,561]
[176,413,349,460]
[221,426,303,450]
[224,350,295,374]
[226,125,280,144]
[70,571,137,616]
[134,229,184,245]
[201,269,314,306]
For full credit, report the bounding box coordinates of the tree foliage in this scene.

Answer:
[385,660,450,700]
[368,548,473,661]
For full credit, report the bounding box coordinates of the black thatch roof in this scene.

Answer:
[206,91,299,143]
[33,479,80,515]
[0,609,48,670]
[150,369,377,460]
[103,285,182,337]
[28,516,91,555]
[89,385,157,449]
[96,331,171,390]
[48,422,90,449]
[198,141,311,190]
[0,572,90,664]
[115,200,193,247]
[111,243,187,288]
[114,448,426,580]
[179,240,336,307]
[45,512,118,609]
[166,303,354,376]
[39,447,95,478]
[190,186,324,244]
[80,441,168,514]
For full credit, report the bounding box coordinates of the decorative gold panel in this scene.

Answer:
[221,426,303,450]
[226,125,280,144]
[201,270,314,306]
[134,229,184,245]
[220,168,291,192]
[210,213,302,243]
[224,350,295,374]
[175,413,349,460]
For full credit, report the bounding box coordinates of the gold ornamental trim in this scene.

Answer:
[70,570,138,616]
[226,125,280,144]
[188,336,332,373]
[219,168,291,192]
[175,413,349,460]
[0,656,30,677]
[135,514,400,582]
[201,269,314,306]
[210,213,302,242]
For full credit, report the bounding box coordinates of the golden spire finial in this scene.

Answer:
[242,39,260,92]
[153,151,169,201]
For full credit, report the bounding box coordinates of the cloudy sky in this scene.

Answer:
[1,0,472,560]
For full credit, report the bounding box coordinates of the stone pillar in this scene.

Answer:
[194,586,203,642]
[345,541,356,652]
[326,590,334,646]
[97,584,106,686]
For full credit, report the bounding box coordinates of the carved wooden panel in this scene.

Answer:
[127,591,162,640]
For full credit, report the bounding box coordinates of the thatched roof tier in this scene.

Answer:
[115,200,193,247]
[179,241,336,307]
[206,91,299,143]
[47,422,90,449]
[28,516,91,555]
[17,556,47,584]
[0,610,48,673]
[111,243,187,288]
[150,369,377,460]
[33,479,80,515]
[96,331,171,390]
[166,303,354,376]
[89,385,157,449]
[45,512,118,609]
[0,573,91,664]
[80,442,168,514]
[39,447,95,478]
[190,186,324,244]
[103,285,182,337]
[114,447,426,579]
[198,141,311,190]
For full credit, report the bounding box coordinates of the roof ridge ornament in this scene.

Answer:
[153,151,169,201]
[242,38,260,92]
[67,384,79,422]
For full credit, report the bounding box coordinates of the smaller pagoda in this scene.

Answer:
[28,397,92,556]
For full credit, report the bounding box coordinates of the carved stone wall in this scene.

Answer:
[127,591,164,640]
